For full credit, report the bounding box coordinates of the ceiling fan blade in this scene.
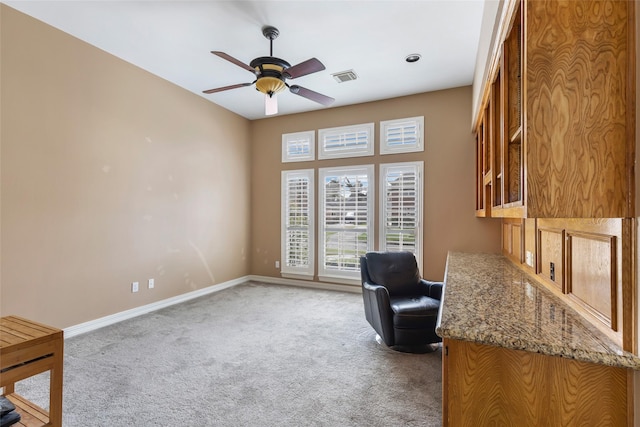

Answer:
[284,58,326,79]
[289,85,334,106]
[203,82,253,94]
[211,51,256,73]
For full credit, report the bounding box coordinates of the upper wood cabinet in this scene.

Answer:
[475,0,635,218]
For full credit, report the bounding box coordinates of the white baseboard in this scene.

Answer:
[64,275,361,339]
[64,276,250,339]
[248,275,362,294]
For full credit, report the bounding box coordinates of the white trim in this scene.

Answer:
[380,116,424,155]
[282,130,315,163]
[318,164,375,280]
[281,272,315,281]
[318,123,374,159]
[379,161,424,272]
[281,169,315,277]
[317,275,361,287]
[64,275,361,340]
[63,276,249,338]
[249,275,362,294]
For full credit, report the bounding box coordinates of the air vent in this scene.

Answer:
[332,70,358,83]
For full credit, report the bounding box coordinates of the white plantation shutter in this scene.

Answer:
[318,123,374,159]
[380,162,423,271]
[282,131,315,162]
[281,169,314,277]
[318,165,374,281]
[380,116,424,154]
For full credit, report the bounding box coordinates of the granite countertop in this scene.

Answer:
[435,252,640,369]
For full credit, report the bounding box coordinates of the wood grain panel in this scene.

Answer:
[503,222,511,256]
[524,218,536,270]
[475,128,482,212]
[502,219,523,264]
[476,113,488,216]
[621,218,635,352]
[566,232,616,329]
[538,227,564,291]
[483,104,490,176]
[534,219,625,347]
[507,139,522,203]
[512,222,522,262]
[444,339,630,426]
[502,1,523,208]
[505,2,521,139]
[525,0,631,217]
[492,69,503,208]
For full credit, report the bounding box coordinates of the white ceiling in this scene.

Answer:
[3,0,487,120]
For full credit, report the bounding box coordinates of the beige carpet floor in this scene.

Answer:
[16,282,442,426]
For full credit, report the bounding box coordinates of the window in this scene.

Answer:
[380,116,424,154]
[318,123,374,159]
[318,165,374,281]
[281,169,314,278]
[380,162,423,271]
[282,131,315,162]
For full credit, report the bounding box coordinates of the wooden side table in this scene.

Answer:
[0,316,63,427]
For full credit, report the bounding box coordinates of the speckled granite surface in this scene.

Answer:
[436,252,640,369]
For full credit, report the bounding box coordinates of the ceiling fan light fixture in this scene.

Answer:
[265,93,278,116]
[204,26,333,112]
[255,75,286,95]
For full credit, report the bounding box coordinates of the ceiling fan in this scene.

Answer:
[203,25,335,116]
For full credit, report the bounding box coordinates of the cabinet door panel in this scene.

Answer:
[444,339,630,426]
[567,233,617,330]
[525,0,631,217]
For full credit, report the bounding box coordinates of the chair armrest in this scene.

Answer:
[363,281,391,309]
[362,281,395,344]
[420,279,443,300]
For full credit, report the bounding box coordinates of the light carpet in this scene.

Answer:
[16,282,442,426]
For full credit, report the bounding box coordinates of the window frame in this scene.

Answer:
[282,130,315,163]
[379,161,424,272]
[379,116,425,155]
[281,169,315,279]
[318,164,375,283]
[317,123,375,160]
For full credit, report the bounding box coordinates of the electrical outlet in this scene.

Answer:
[550,262,555,281]
[131,282,139,293]
[275,261,280,269]
[148,278,155,289]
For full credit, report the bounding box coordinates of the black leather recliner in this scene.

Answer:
[360,251,443,350]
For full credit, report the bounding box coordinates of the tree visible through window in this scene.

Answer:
[318,165,374,280]
[280,123,424,283]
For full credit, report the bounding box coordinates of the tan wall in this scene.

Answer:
[0,6,252,328]
[250,87,502,283]
[1,6,502,329]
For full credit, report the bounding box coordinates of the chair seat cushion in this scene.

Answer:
[390,295,440,329]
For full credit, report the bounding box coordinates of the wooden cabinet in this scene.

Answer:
[537,219,634,349]
[474,109,490,216]
[475,0,635,219]
[501,218,523,263]
[443,338,632,426]
[501,217,634,350]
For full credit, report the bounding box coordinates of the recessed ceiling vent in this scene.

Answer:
[332,70,358,83]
